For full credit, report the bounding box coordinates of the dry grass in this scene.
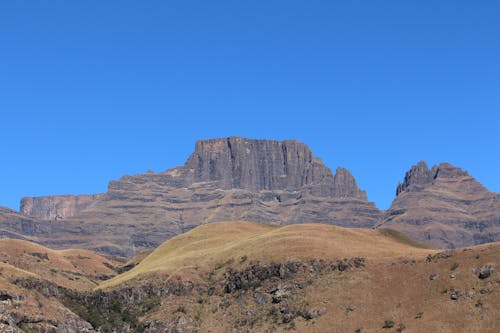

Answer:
[0,238,118,291]
[100,221,436,289]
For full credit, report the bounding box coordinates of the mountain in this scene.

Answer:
[380,161,500,248]
[14,137,382,256]
[2,137,500,255]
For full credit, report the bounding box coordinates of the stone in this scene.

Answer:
[20,194,104,221]
[253,292,269,305]
[301,307,326,320]
[478,265,494,279]
[346,304,356,312]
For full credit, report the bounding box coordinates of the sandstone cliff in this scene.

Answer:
[14,137,380,256]
[7,138,500,255]
[20,194,104,221]
[381,161,500,248]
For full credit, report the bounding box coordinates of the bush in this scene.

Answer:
[383,320,394,328]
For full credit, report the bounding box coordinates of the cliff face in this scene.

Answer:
[14,137,380,256]
[20,194,104,221]
[182,138,345,193]
[8,138,500,256]
[108,137,367,199]
[383,161,500,248]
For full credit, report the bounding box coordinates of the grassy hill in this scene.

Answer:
[100,221,435,289]
[0,222,498,332]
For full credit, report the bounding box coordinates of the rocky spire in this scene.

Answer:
[396,161,473,196]
[396,161,438,196]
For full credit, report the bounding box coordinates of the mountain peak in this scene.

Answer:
[395,161,472,196]
[396,161,437,196]
[184,137,343,193]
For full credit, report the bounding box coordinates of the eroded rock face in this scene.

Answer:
[184,138,329,191]
[383,161,500,248]
[9,137,380,256]
[110,137,368,199]
[20,194,104,221]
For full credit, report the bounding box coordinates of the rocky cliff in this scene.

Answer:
[382,161,500,248]
[6,138,500,255]
[179,137,367,198]
[20,194,104,221]
[13,137,380,256]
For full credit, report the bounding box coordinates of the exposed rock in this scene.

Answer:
[300,307,326,320]
[478,264,495,279]
[346,304,356,312]
[396,161,439,195]
[429,274,439,281]
[20,194,104,221]
[2,139,500,256]
[382,161,500,249]
[7,137,381,256]
[253,292,269,305]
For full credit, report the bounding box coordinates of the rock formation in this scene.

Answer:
[20,194,104,221]
[4,138,499,255]
[381,161,500,248]
[14,137,380,256]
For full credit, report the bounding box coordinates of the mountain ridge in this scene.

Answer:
[1,137,498,256]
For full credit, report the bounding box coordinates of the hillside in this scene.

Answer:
[0,222,497,332]
[100,221,433,289]
[0,238,117,290]
[0,239,120,332]
[94,222,499,333]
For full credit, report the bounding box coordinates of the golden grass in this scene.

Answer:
[377,228,431,249]
[100,221,437,289]
[0,238,118,290]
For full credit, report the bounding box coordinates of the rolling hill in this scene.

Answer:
[0,221,497,332]
[0,239,120,332]
[95,221,499,333]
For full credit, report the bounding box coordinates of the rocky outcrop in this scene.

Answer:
[4,137,380,256]
[109,137,368,199]
[20,194,104,221]
[178,138,366,199]
[3,138,499,254]
[382,161,500,248]
[396,161,439,195]
[0,280,97,333]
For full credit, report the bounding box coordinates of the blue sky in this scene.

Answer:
[1,1,499,210]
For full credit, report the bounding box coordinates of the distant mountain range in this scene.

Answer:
[1,137,499,256]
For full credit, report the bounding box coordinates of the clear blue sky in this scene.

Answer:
[1,1,499,211]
